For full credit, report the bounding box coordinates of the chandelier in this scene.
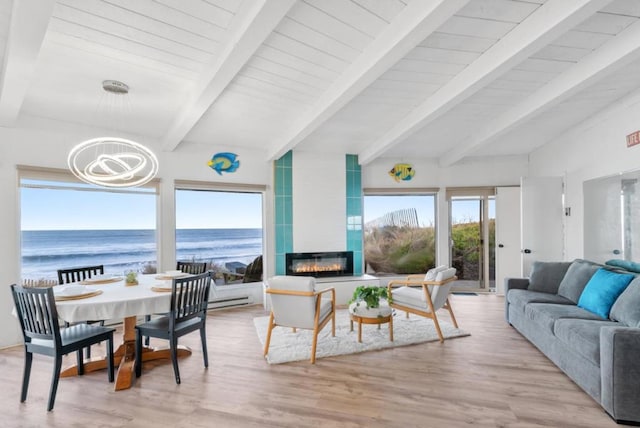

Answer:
[67,80,158,188]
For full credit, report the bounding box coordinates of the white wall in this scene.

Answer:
[362,156,527,189]
[292,150,346,252]
[529,87,640,260]
[0,124,272,348]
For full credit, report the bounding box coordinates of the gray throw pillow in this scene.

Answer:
[610,276,640,327]
[557,259,601,303]
[528,261,572,294]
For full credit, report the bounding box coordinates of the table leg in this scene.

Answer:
[60,316,192,391]
[357,319,362,343]
[389,315,394,342]
[114,316,137,390]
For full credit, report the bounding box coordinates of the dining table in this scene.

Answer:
[55,273,190,390]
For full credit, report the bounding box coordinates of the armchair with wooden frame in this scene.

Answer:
[264,276,336,364]
[387,268,459,342]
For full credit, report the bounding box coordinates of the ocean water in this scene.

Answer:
[21,228,262,280]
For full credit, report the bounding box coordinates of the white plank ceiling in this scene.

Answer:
[2,0,640,165]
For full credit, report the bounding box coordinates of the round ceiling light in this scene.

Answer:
[68,80,159,188]
[68,137,158,188]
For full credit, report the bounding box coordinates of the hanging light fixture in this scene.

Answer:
[67,80,159,188]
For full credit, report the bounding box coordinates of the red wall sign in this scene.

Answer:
[627,130,640,148]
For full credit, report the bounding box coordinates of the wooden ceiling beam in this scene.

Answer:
[161,0,296,152]
[439,18,640,167]
[358,0,614,165]
[266,0,470,161]
[0,0,56,126]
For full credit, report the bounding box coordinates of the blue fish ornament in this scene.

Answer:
[208,152,240,175]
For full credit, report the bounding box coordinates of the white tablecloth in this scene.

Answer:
[55,275,172,323]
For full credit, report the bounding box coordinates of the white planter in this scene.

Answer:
[348,299,392,318]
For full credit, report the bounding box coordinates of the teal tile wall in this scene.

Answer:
[346,154,363,275]
[274,151,293,275]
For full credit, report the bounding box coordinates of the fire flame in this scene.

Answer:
[294,263,343,273]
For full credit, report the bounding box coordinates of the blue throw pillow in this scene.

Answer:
[578,268,635,318]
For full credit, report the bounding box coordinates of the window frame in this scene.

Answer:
[18,165,159,280]
[174,179,267,287]
[362,188,439,276]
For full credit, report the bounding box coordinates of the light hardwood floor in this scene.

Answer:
[0,294,621,428]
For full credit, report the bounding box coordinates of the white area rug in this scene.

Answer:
[254,309,470,364]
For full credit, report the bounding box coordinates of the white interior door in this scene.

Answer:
[495,187,521,295]
[521,177,564,276]
[584,176,623,263]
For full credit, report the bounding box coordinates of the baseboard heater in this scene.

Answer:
[208,295,251,310]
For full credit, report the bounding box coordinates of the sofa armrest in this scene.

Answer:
[504,278,529,323]
[505,277,529,293]
[600,326,640,423]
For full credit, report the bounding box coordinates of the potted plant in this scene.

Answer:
[124,269,139,286]
[349,285,391,315]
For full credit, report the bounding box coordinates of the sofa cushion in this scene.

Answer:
[554,318,620,365]
[524,303,605,334]
[527,261,572,294]
[557,259,602,303]
[610,276,640,327]
[577,268,635,318]
[507,289,573,314]
[605,259,640,273]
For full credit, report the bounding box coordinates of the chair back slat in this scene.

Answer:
[170,271,211,324]
[11,285,61,343]
[57,265,104,284]
[176,261,207,275]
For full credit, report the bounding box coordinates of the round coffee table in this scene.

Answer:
[348,301,394,343]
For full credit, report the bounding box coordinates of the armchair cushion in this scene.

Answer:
[435,268,457,282]
[392,285,424,302]
[425,265,447,281]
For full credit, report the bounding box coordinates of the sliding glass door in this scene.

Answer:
[449,190,495,290]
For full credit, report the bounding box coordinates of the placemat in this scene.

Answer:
[151,286,172,292]
[154,274,189,280]
[55,289,103,301]
[80,277,122,285]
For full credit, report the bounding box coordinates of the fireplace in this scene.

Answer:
[286,251,354,278]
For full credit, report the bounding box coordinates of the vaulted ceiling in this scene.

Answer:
[1,0,640,166]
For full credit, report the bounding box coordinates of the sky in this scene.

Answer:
[21,184,493,231]
[21,186,262,230]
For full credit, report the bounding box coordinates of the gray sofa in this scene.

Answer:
[505,259,640,425]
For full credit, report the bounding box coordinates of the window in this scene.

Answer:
[20,167,157,282]
[363,192,437,276]
[175,183,265,285]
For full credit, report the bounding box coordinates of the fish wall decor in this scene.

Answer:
[208,152,240,175]
[389,163,415,182]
